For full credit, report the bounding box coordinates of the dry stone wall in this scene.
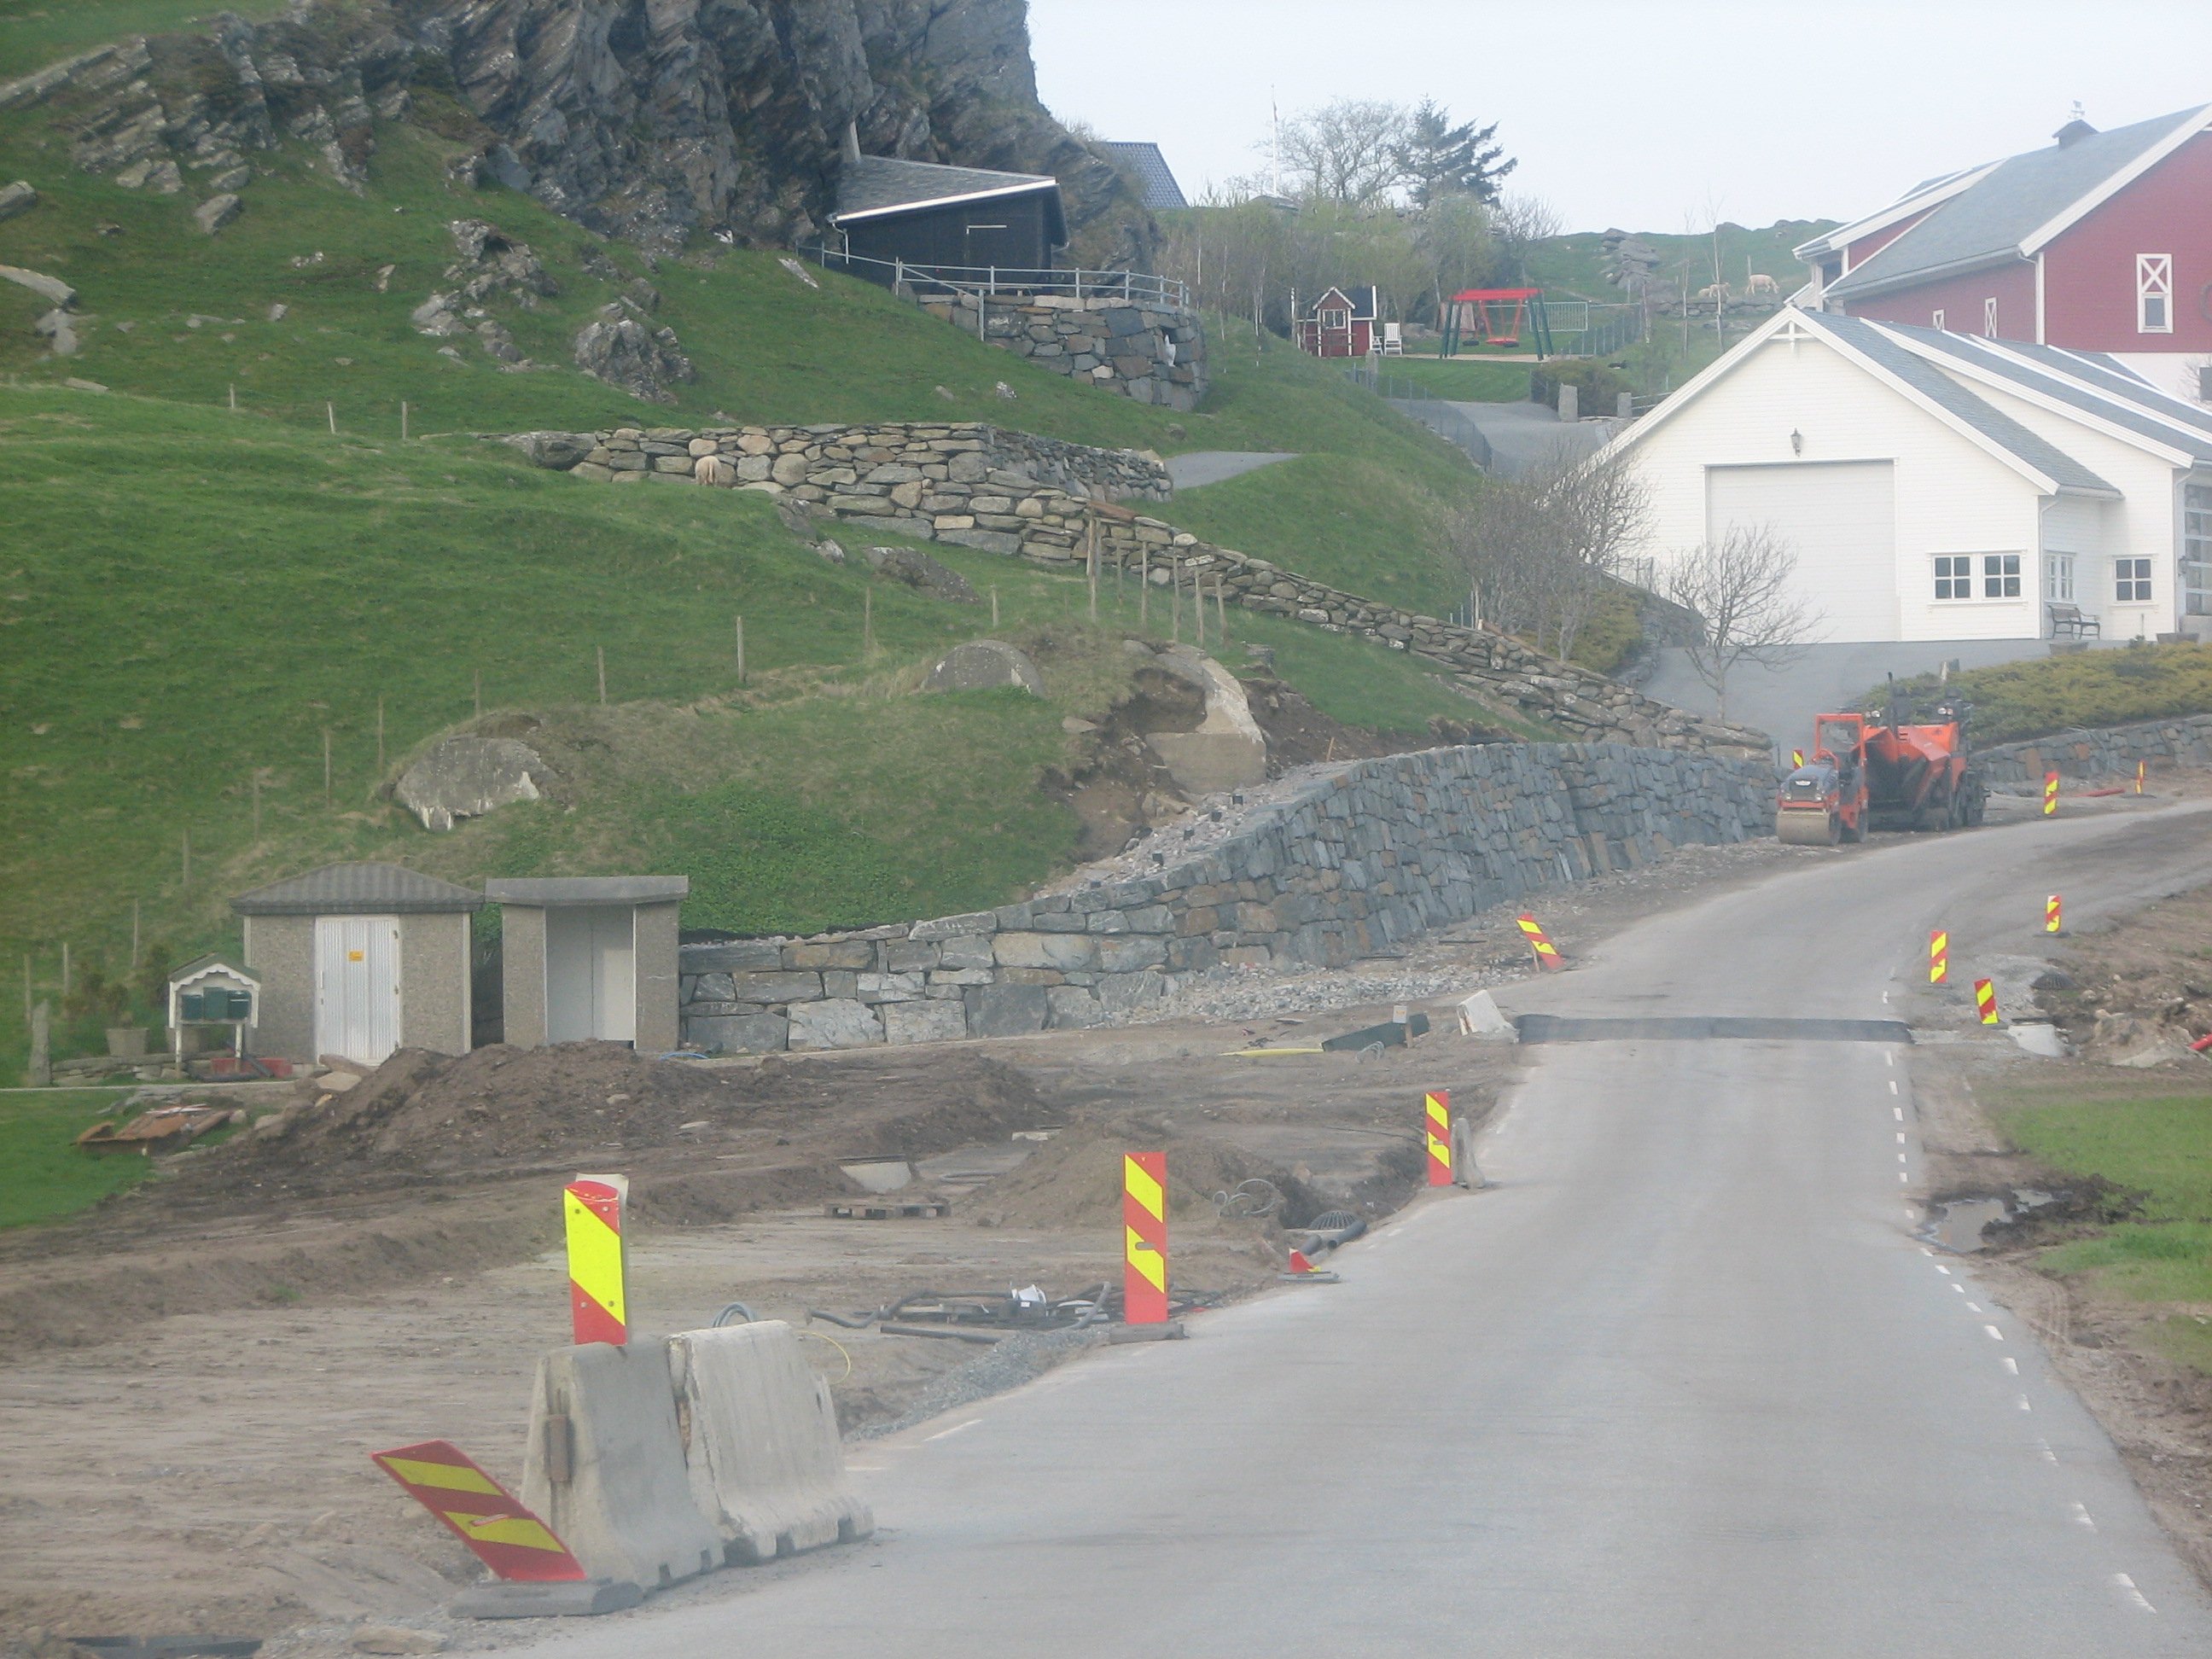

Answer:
[1976,713,2212,789]
[908,289,1207,411]
[677,741,1773,1053]
[498,422,1764,753]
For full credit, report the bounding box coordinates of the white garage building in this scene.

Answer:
[1607,307,2212,642]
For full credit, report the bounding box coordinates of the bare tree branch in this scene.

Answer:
[1660,525,1825,723]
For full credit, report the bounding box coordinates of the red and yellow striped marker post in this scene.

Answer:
[2042,771,2060,816]
[370,1440,586,1582]
[1122,1151,1169,1325]
[564,1173,628,1348]
[1975,979,2000,1026]
[1424,1091,1452,1186]
[1929,929,1949,985]
[1516,913,1563,971]
[1791,749,1805,768]
[2046,894,2064,935]
[2137,760,2147,795]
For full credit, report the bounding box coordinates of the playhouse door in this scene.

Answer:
[314,915,401,1066]
[545,906,636,1045]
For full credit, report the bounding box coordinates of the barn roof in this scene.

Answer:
[1796,311,2120,491]
[230,861,485,914]
[1100,142,1189,210]
[832,155,1067,241]
[1880,325,2212,466]
[1819,105,2212,301]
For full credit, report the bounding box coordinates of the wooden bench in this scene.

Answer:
[2048,602,2101,639]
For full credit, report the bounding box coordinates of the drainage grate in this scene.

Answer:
[1514,1015,1914,1045]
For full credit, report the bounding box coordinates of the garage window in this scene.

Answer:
[1934,556,1975,599]
[1982,553,2021,597]
[2116,556,2153,602]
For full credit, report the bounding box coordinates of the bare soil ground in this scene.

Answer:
[0,830,1868,1655]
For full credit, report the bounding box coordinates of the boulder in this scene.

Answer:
[192,193,242,235]
[572,308,694,404]
[923,640,1045,696]
[500,430,596,469]
[963,983,1049,1037]
[0,265,73,307]
[0,181,36,223]
[1142,648,1266,794]
[685,1011,788,1053]
[393,736,552,832]
[883,1000,968,1045]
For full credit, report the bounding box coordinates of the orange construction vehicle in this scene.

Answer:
[1776,688,1986,846]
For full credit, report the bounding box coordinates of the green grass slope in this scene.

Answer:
[0,383,1503,1067]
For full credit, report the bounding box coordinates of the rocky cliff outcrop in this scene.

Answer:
[3,0,1154,264]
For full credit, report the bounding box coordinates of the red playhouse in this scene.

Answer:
[1295,285,1382,357]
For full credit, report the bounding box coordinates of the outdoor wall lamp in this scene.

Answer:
[1790,428,1804,455]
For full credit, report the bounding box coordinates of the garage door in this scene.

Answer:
[1706,461,1895,643]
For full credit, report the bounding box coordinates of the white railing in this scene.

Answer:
[802,246,1189,309]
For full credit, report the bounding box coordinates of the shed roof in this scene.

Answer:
[230,861,485,915]
[1796,311,2121,492]
[1824,106,2212,300]
[167,953,259,985]
[485,876,690,905]
[1100,142,1189,210]
[833,154,1067,241]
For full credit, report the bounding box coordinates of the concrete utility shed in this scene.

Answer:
[486,876,687,1053]
[230,862,485,1068]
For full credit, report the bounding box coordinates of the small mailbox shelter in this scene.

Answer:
[486,876,687,1054]
[165,955,260,1059]
[230,862,485,1067]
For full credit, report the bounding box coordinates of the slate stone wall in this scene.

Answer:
[678,742,1773,1053]
[1976,713,2212,789]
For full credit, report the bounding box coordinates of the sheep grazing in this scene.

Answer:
[1697,282,1734,305]
[1745,273,1781,297]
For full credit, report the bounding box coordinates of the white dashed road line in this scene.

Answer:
[2114,1573,2157,1613]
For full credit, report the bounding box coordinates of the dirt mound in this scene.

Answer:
[247,1042,739,1174]
[971,1119,1326,1233]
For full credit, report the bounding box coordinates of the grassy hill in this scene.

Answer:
[0,19,1577,1074]
[1867,643,2212,745]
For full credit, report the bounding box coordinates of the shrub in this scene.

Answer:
[1865,641,2212,744]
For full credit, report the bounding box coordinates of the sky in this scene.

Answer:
[1027,1,2212,237]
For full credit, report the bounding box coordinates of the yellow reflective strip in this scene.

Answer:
[1425,1094,1448,1126]
[1124,1226,1167,1289]
[443,1511,568,1552]
[1123,1156,1165,1222]
[564,1190,626,1323]
[385,1457,503,1496]
[1427,1134,1451,1165]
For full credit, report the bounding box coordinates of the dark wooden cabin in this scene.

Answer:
[827,154,1067,288]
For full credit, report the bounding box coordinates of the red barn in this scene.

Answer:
[1798,104,2212,402]
[1295,286,1380,358]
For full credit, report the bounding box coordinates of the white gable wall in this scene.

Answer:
[1621,332,2047,642]
[1916,374,2183,639]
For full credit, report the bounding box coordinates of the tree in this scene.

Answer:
[1660,525,1825,724]
[1489,193,1563,284]
[1394,100,1516,208]
[1412,193,1500,326]
[1446,445,1650,662]
[1278,99,1412,208]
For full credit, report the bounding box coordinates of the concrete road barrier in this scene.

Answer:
[521,1338,723,1591]
[669,1322,874,1565]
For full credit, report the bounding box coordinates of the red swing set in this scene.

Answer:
[1441,287,1547,354]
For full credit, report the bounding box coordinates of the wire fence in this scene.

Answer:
[799,246,1189,308]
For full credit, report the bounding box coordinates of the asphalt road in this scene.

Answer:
[521,803,2212,1657]
[1164,451,1300,490]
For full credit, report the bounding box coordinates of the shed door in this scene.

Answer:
[314,915,401,1066]
[545,906,636,1045]
[1706,461,1895,642]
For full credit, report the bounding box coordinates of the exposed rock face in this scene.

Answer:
[5,0,1154,264]
[923,640,1044,696]
[1138,646,1268,795]
[572,306,695,402]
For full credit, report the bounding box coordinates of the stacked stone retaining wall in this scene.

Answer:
[499,422,1765,753]
[677,741,1773,1054]
[907,289,1207,411]
[1976,713,2212,789]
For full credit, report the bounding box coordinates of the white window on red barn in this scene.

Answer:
[1320,308,1348,329]
[2137,255,2174,333]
